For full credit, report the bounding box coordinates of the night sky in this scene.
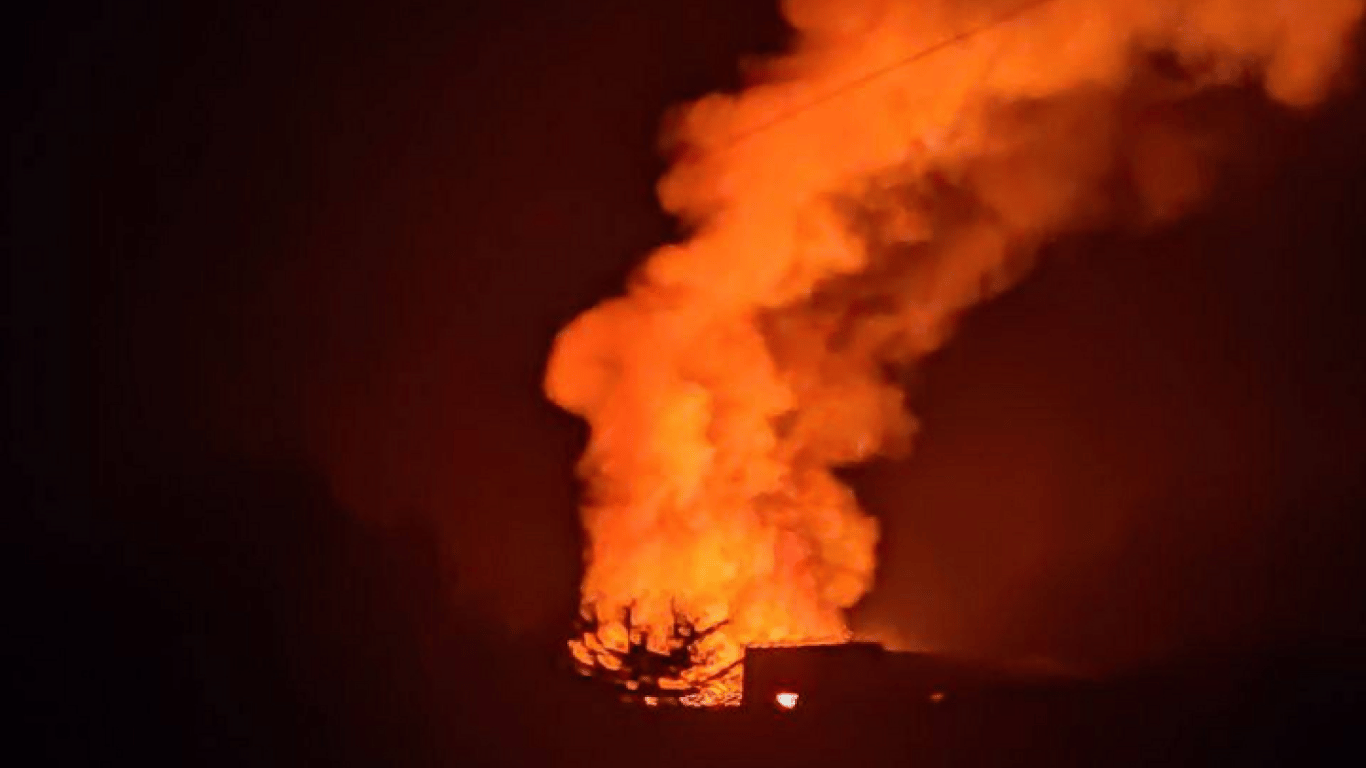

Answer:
[10,1,1366,765]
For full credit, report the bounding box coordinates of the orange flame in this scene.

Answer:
[547,0,1362,704]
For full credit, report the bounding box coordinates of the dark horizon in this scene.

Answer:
[10,1,1366,765]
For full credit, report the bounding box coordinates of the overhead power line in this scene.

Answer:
[718,0,1062,150]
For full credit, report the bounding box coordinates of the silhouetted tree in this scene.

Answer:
[571,605,740,704]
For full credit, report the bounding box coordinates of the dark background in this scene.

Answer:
[9,1,1366,765]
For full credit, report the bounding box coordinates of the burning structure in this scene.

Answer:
[574,633,1029,710]
[742,643,986,711]
[546,0,1365,704]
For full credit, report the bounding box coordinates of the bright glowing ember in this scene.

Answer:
[545,0,1362,705]
[776,692,800,709]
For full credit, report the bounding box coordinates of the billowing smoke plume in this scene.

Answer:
[545,0,1362,703]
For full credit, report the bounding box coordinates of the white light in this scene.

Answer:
[775,691,799,709]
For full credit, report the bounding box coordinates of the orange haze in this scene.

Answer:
[545,0,1362,704]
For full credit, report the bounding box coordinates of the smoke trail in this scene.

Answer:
[545,0,1362,703]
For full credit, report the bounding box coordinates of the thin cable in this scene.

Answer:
[717,0,1061,150]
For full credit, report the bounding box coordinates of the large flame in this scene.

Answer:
[546,0,1362,704]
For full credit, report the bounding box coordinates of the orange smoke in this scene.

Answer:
[545,0,1362,704]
